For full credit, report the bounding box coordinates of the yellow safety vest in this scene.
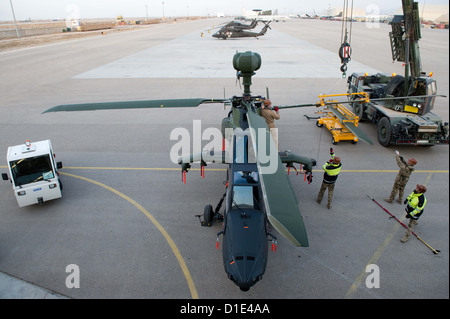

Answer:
[406,192,426,219]
[322,153,342,184]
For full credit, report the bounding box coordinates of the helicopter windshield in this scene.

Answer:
[232,185,260,210]
[9,155,54,187]
[233,171,258,184]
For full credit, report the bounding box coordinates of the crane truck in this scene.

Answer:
[347,0,449,146]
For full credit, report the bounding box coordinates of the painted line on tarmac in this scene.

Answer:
[59,167,450,173]
[1,165,448,173]
[344,172,434,298]
[59,171,199,299]
[62,167,224,171]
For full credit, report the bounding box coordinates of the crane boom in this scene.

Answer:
[389,0,423,95]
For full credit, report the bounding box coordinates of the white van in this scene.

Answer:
[2,140,63,207]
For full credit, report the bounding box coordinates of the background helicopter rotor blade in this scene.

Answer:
[43,98,229,113]
[245,105,309,247]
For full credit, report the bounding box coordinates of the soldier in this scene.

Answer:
[385,151,417,204]
[317,148,342,209]
[401,184,427,243]
[260,99,280,150]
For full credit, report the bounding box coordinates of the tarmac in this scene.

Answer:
[0,271,67,299]
[0,17,448,300]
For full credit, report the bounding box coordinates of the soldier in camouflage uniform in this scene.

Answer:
[385,151,417,204]
[260,99,280,150]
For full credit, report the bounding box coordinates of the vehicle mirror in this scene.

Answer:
[2,173,8,181]
[57,162,63,169]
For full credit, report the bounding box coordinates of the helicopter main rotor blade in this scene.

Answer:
[245,105,309,247]
[43,98,228,113]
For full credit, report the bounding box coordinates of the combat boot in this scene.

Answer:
[385,189,397,203]
[401,220,417,243]
[396,197,402,204]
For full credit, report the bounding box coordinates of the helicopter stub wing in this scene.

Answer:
[42,98,228,113]
[245,107,309,247]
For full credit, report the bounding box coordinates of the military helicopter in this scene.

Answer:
[212,21,271,39]
[43,51,316,291]
[209,19,259,32]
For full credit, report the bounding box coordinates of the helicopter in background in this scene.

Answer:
[43,51,316,291]
[209,19,259,32]
[212,21,271,39]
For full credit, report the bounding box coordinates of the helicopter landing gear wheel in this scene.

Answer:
[204,204,214,225]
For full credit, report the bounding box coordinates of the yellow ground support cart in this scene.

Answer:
[313,93,373,145]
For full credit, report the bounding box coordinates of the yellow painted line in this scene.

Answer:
[344,221,403,298]
[337,170,448,173]
[61,167,450,173]
[60,171,199,299]
[62,167,227,171]
[0,165,448,173]
[344,172,434,298]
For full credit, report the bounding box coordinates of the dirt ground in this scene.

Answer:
[0,17,201,52]
[0,27,136,52]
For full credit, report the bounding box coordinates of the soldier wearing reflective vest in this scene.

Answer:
[317,148,342,209]
[401,184,427,243]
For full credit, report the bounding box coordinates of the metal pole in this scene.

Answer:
[162,2,165,20]
[367,194,440,255]
[9,0,21,38]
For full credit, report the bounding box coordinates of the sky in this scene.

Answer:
[1,0,448,21]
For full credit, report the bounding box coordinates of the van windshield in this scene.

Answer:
[9,155,54,186]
